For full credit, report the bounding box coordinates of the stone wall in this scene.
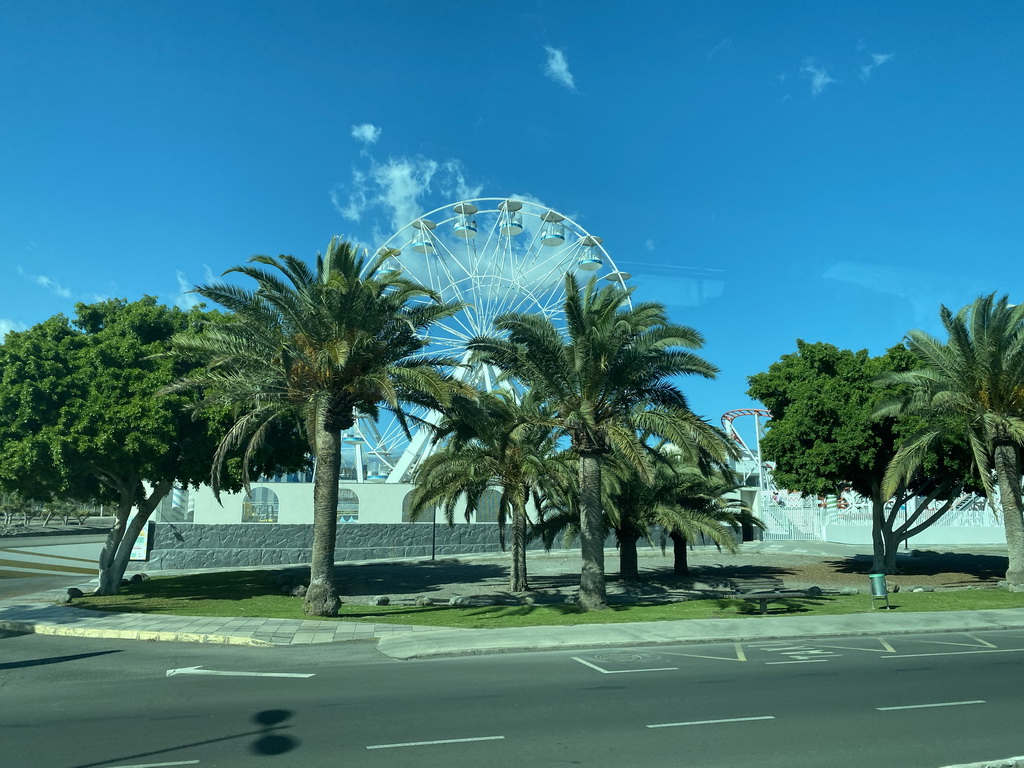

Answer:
[136,522,558,570]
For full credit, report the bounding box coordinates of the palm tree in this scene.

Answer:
[878,294,1024,591]
[408,390,569,592]
[605,451,749,580]
[468,274,725,611]
[170,238,465,615]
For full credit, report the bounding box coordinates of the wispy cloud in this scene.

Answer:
[351,123,382,145]
[0,318,27,340]
[543,46,576,91]
[17,266,72,297]
[707,38,732,59]
[860,52,894,80]
[174,270,203,310]
[800,58,837,96]
[645,239,656,252]
[332,155,483,233]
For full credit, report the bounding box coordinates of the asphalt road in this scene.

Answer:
[3,628,1024,768]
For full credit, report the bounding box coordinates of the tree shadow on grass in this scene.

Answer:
[334,560,509,596]
[90,560,511,604]
[713,595,836,616]
[824,551,1007,584]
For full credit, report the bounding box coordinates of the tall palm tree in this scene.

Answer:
[169,238,466,615]
[468,274,725,611]
[878,294,1024,591]
[408,390,570,592]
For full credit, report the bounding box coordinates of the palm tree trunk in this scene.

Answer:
[510,495,529,592]
[670,531,689,575]
[618,528,640,581]
[994,444,1024,591]
[578,451,607,611]
[304,403,341,616]
[870,487,887,573]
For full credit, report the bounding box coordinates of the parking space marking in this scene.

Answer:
[809,637,896,654]
[367,736,505,750]
[647,716,775,729]
[765,659,831,665]
[913,635,998,649]
[661,643,747,662]
[883,648,1024,659]
[571,657,678,674]
[876,700,985,711]
[107,762,200,768]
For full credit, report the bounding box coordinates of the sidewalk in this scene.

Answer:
[5,574,1024,660]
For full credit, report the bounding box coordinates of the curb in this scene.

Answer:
[0,620,274,646]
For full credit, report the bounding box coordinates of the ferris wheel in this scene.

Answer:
[339,196,632,484]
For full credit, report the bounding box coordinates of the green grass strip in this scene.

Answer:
[70,570,1024,629]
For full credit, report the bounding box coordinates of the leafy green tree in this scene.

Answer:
[468,275,725,611]
[0,298,287,594]
[878,295,1024,590]
[170,238,466,616]
[748,341,971,574]
[408,390,570,591]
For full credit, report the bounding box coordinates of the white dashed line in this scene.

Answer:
[106,762,200,768]
[367,736,505,750]
[647,716,775,729]
[876,700,985,711]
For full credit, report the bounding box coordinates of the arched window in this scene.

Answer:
[338,488,359,523]
[402,491,436,523]
[475,488,502,523]
[242,487,280,523]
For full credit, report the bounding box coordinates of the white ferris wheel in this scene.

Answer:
[340,197,631,484]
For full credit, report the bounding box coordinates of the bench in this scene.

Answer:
[730,577,813,615]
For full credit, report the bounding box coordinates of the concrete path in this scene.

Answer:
[5,572,1024,659]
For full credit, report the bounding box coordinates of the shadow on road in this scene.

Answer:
[68,708,299,768]
[0,649,122,671]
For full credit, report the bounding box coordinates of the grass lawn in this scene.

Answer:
[71,571,1024,629]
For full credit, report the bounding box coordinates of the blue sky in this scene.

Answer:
[2,1,1023,435]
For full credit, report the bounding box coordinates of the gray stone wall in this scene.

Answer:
[137,522,548,570]
[134,522,744,571]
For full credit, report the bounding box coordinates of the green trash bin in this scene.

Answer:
[868,573,891,609]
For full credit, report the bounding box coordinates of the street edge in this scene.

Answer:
[0,620,276,646]
[377,622,1024,660]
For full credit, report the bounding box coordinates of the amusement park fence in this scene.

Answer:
[758,490,1005,546]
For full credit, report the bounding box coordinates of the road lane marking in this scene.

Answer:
[367,736,505,750]
[647,716,775,729]
[571,657,678,674]
[106,761,200,768]
[166,665,314,678]
[765,659,831,665]
[876,700,985,711]
[882,648,1024,659]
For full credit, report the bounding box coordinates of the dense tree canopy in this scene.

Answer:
[748,340,973,573]
[0,297,304,593]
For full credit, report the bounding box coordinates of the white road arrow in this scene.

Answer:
[166,665,314,679]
